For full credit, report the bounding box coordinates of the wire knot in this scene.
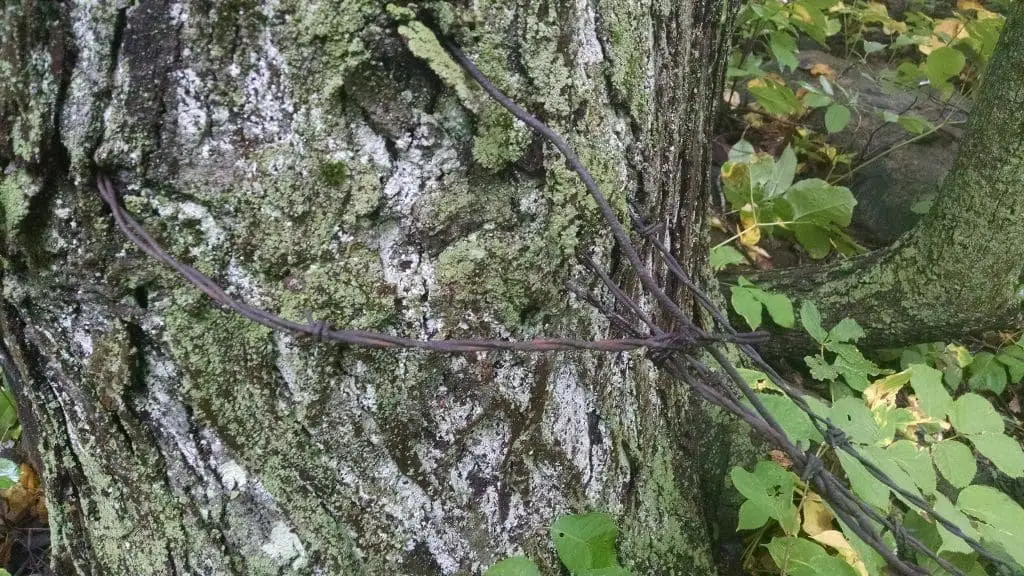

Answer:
[801,452,825,484]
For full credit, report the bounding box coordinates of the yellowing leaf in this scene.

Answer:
[809,529,869,576]
[792,4,814,24]
[740,208,762,246]
[883,20,908,35]
[809,63,837,81]
[919,18,969,54]
[864,370,911,409]
[802,493,834,536]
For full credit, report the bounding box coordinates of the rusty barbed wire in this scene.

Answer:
[84,31,1018,576]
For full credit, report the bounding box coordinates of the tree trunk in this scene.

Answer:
[0,1,744,574]
[758,1,1024,354]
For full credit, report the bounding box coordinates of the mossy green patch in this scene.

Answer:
[398,20,478,108]
[473,105,532,171]
[0,169,40,243]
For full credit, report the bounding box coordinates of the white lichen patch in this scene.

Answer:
[575,0,606,67]
[216,460,249,491]
[545,362,594,481]
[261,521,309,570]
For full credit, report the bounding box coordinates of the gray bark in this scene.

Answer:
[0,1,744,574]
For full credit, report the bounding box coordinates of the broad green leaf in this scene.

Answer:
[485,557,542,576]
[721,161,756,210]
[806,355,839,381]
[824,104,851,133]
[737,499,771,530]
[828,343,881,392]
[996,347,1024,383]
[711,245,746,271]
[803,91,833,108]
[956,485,1024,567]
[756,393,823,448]
[0,458,18,490]
[748,78,803,116]
[780,179,856,226]
[909,364,952,420]
[886,440,936,495]
[731,286,763,330]
[836,516,889,576]
[935,492,979,555]
[831,397,882,445]
[729,139,756,162]
[967,352,1008,394]
[764,537,827,576]
[924,46,966,87]
[968,432,1024,478]
[769,146,798,199]
[873,405,916,444]
[837,450,890,510]
[862,445,924,508]
[731,461,800,534]
[770,31,800,72]
[793,223,833,259]
[949,393,1003,435]
[863,40,886,54]
[931,440,976,488]
[808,555,860,576]
[756,291,795,328]
[897,115,932,134]
[800,301,828,344]
[828,318,865,344]
[550,513,619,572]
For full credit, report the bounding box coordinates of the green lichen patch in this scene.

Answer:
[398,20,479,109]
[0,169,41,243]
[473,105,532,171]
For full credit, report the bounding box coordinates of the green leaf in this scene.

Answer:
[831,397,882,445]
[957,485,1024,568]
[757,291,795,328]
[806,355,839,381]
[862,445,924,508]
[770,31,800,72]
[934,492,979,555]
[886,440,937,495]
[909,364,952,420]
[829,318,865,344]
[873,405,916,444]
[764,537,858,576]
[711,245,746,271]
[950,393,1003,435]
[731,461,800,534]
[996,347,1024,383]
[780,179,856,226]
[800,301,828,344]
[931,440,976,488]
[924,46,966,87]
[581,567,631,576]
[0,457,18,490]
[769,146,798,199]
[803,91,833,108]
[729,139,756,162]
[748,79,803,116]
[836,516,890,576]
[550,513,619,572]
[824,104,851,133]
[837,450,891,510]
[485,557,542,576]
[863,40,886,54]
[968,432,1024,478]
[828,342,882,392]
[966,352,1008,394]
[731,286,763,330]
[897,114,932,134]
[756,393,823,448]
[737,499,771,530]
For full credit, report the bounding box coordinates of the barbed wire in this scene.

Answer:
[85,31,1017,576]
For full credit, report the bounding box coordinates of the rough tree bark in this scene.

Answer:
[759,1,1024,353]
[0,1,746,574]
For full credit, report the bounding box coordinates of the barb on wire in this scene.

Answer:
[84,30,1018,576]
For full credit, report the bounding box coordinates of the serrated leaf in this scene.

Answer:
[932,440,976,488]
[731,286,763,330]
[485,557,542,576]
[800,301,828,344]
[957,485,1024,568]
[862,446,924,507]
[831,397,882,445]
[950,393,1004,435]
[829,318,865,344]
[968,432,1024,477]
[738,499,771,530]
[967,351,1008,394]
[710,244,746,271]
[909,364,952,420]
[934,492,979,555]
[825,104,851,133]
[886,440,936,495]
[550,513,619,572]
[756,393,823,448]
[770,31,800,72]
[756,291,795,328]
[748,78,803,116]
[806,355,839,381]
[828,343,881,392]
[731,461,799,533]
[837,450,891,510]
